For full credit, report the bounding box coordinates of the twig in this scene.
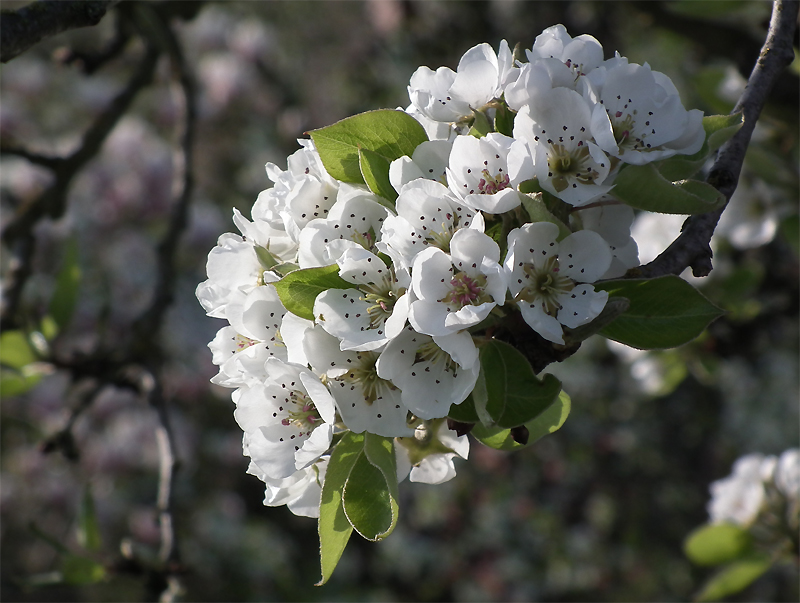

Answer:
[636,0,799,279]
[0,0,120,63]
[0,43,160,331]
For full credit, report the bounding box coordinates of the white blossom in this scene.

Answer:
[708,453,769,527]
[394,420,470,484]
[245,450,328,518]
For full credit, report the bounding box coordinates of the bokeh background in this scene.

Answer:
[1,1,798,601]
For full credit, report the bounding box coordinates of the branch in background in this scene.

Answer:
[0,0,120,63]
[636,0,799,279]
[60,5,132,75]
[0,43,160,331]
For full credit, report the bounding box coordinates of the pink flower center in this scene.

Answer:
[441,272,488,307]
[477,169,510,195]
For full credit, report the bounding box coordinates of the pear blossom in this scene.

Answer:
[245,450,328,518]
[234,358,337,479]
[589,61,705,164]
[408,228,506,337]
[504,58,589,112]
[376,327,479,419]
[574,202,639,278]
[408,41,513,124]
[297,184,390,268]
[526,24,604,77]
[302,326,413,438]
[446,132,523,214]
[313,246,411,351]
[388,139,452,192]
[379,179,483,272]
[394,420,470,484]
[708,453,769,526]
[511,87,614,206]
[505,222,612,344]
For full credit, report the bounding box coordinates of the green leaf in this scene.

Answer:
[61,554,106,585]
[447,393,480,424]
[563,297,630,344]
[612,163,725,215]
[494,102,515,137]
[254,245,279,270]
[468,110,492,138]
[0,330,38,369]
[342,454,396,541]
[273,265,357,321]
[684,523,753,567]
[358,147,397,206]
[77,486,102,552]
[595,276,724,349]
[0,369,43,397]
[473,339,562,428]
[317,432,363,586]
[704,112,744,153]
[49,238,81,330]
[309,109,428,183]
[472,389,571,450]
[694,554,772,602]
[520,193,572,241]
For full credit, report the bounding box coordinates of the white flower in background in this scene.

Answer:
[395,420,470,484]
[404,104,456,142]
[715,178,779,250]
[708,453,769,526]
[589,62,704,164]
[408,228,506,337]
[389,139,452,192]
[773,449,800,502]
[246,450,328,518]
[408,41,512,124]
[234,358,337,479]
[313,246,411,351]
[302,326,413,437]
[379,178,483,272]
[505,221,611,344]
[297,184,390,268]
[511,87,613,206]
[377,327,479,419]
[574,202,639,278]
[446,132,522,214]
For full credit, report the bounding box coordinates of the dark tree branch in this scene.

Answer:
[0,43,160,331]
[0,0,120,63]
[60,5,132,74]
[636,0,799,279]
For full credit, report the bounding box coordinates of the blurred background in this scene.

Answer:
[1,1,798,601]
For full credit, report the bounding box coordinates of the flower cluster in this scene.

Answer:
[197,25,707,520]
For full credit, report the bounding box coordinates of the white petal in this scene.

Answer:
[557,285,608,328]
[557,230,613,283]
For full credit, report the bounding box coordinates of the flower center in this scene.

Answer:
[360,269,406,329]
[477,168,511,195]
[339,351,398,405]
[414,340,459,374]
[280,390,322,436]
[234,333,258,352]
[440,271,490,309]
[514,255,575,315]
[351,227,378,253]
[547,144,601,193]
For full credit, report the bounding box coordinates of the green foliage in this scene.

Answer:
[684,523,753,566]
[358,147,397,206]
[49,238,81,330]
[273,265,357,321]
[694,553,773,602]
[77,486,103,552]
[471,390,571,450]
[472,339,562,428]
[521,193,572,241]
[309,109,428,184]
[317,432,399,586]
[0,330,45,397]
[61,554,106,585]
[595,276,724,349]
[612,163,726,214]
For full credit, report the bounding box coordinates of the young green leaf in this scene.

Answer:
[317,432,364,586]
[0,330,38,369]
[595,276,724,349]
[473,339,562,428]
[694,554,772,602]
[358,147,397,206]
[342,454,396,541]
[684,523,753,566]
[612,163,725,214]
[49,238,81,330]
[273,265,357,321]
[309,109,428,183]
[61,555,106,585]
[520,193,572,241]
[704,112,744,152]
[472,389,571,450]
[494,102,515,137]
[77,486,102,552]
